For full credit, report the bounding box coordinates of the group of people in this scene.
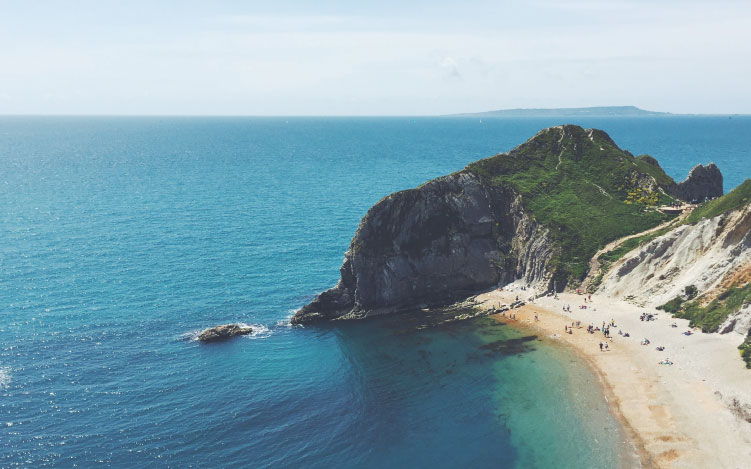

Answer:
[500,311,517,320]
[563,320,580,335]
[543,292,686,365]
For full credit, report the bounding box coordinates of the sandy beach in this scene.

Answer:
[475,287,751,468]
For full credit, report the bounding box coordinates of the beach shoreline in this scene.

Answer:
[475,288,751,468]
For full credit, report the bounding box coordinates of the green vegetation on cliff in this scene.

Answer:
[658,283,751,333]
[740,332,751,369]
[598,226,673,265]
[467,125,676,285]
[685,179,751,224]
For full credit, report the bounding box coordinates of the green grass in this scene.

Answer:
[634,154,676,187]
[667,283,751,332]
[598,226,673,264]
[740,332,751,369]
[685,179,751,224]
[467,125,672,285]
[657,296,685,314]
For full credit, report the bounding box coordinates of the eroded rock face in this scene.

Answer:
[597,205,751,309]
[720,304,751,336]
[292,171,556,324]
[668,163,723,203]
[197,324,253,342]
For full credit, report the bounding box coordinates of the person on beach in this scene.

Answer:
[599,342,603,351]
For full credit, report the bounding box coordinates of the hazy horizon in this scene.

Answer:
[2,0,750,116]
[2,107,750,117]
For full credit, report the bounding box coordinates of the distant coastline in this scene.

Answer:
[448,105,671,118]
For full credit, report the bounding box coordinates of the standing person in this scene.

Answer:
[599,342,603,352]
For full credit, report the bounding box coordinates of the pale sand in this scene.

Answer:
[475,288,751,468]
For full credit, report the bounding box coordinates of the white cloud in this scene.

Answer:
[214,14,354,30]
[0,1,749,114]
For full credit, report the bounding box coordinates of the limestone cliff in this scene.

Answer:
[597,195,751,337]
[598,205,751,311]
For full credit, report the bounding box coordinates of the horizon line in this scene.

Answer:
[1,112,750,118]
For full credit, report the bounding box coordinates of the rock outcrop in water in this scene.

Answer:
[667,163,723,203]
[197,324,253,342]
[292,125,722,324]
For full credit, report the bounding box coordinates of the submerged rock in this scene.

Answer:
[197,324,253,342]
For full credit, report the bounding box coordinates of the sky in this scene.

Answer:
[0,0,750,115]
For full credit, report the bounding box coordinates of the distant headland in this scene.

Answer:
[449,105,670,117]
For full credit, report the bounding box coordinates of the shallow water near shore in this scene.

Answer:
[1,116,748,466]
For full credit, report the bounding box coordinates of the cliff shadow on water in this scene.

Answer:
[314,312,635,468]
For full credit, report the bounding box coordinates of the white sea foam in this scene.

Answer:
[276,310,298,328]
[179,330,202,342]
[242,323,272,339]
[0,367,11,388]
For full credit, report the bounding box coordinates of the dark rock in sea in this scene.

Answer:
[197,324,253,342]
[667,163,723,203]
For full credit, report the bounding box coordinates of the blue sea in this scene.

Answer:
[1,116,749,467]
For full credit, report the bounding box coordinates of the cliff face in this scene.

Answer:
[597,204,751,335]
[293,125,713,324]
[292,172,555,323]
[598,206,751,306]
[667,163,723,203]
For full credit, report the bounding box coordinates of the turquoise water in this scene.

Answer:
[1,116,749,467]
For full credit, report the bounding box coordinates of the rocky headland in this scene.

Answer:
[293,125,723,324]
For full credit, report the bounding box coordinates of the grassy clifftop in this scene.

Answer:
[467,125,676,285]
[685,179,751,224]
